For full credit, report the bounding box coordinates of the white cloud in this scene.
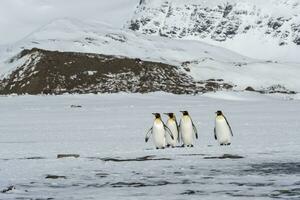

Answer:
[0,0,138,45]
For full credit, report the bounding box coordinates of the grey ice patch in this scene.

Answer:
[243,162,300,175]
[100,155,171,162]
[204,154,244,159]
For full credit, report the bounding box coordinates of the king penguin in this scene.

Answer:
[145,113,174,149]
[164,113,179,147]
[214,110,233,145]
[179,111,198,147]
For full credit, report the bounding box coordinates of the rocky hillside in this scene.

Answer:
[129,0,300,44]
[0,17,300,95]
[0,1,300,95]
[128,0,300,61]
[0,48,233,95]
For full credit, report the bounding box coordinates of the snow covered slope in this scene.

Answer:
[0,0,139,45]
[0,18,248,65]
[1,18,300,94]
[128,0,300,62]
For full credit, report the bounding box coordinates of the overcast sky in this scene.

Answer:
[0,0,138,45]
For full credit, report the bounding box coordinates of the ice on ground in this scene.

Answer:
[0,92,300,199]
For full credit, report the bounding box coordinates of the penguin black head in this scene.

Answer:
[164,113,174,118]
[180,111,189,116]
[152,113,161,119]
[216,110,223,116]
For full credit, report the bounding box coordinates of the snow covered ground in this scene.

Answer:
[0,92,300,199]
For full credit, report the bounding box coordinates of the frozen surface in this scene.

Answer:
[0,92,300,199]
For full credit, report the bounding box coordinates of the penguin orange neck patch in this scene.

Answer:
[216,115,224,120]
[155,118,162,123]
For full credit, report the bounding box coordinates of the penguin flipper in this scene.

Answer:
[191,121,198,139]
[164,124,174,140]
[145,127,153,143]
[175,120,180,143]
[224,116,233,136]
[214,127,217,140]
[178,120,182,144]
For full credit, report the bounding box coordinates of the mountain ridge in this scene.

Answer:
[128,0,300,62]
[1,2,300,95]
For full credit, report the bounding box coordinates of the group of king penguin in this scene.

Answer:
[145,110,233,149]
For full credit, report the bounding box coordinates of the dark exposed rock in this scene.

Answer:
[245,86,255,91]
[267,18,284,30]
[204,154,244,159]
[100,155,171,162]
[139,0,145,5]
[223,3,233,18]
[0,48,233,95]
[105,33,127,43]
[23,157,46,160]
[57,154,80,159]
[293,36,300,45]
[257,84,296,94]
[95,173,109,178]
[183,67,190,72]
[1,186,15,193]
[128,20,140,31]
[292,24,300,45]
[70,105,82,108]
[110,182,147,188]
[181,190,206,195]
[45,175,67,179]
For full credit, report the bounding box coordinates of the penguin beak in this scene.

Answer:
[180,111,184,113]
[163,113,169,115]
[152,113,156,115]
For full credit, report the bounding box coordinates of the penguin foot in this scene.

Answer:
[190,144,194,148]
[220,143,231,146]
[166,144,170,148]
[181,144,185,148]
[156,147,159,150]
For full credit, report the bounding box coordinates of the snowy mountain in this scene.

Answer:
[0,0,139,45]
[128,0,300,62]
[0,18,300,94]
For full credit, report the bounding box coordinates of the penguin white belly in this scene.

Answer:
[215,118,231,144]
[166,120,178,147]
[180,117,193,145]
[152,120,166,148]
